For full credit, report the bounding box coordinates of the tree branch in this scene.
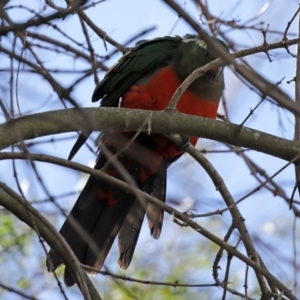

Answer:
[0,152,296,299]
[1,107,300,163]
[0,183,94,300]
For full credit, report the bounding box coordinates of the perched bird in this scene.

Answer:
[47,34,228,286]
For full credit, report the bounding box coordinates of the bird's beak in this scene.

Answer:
[209,65,223,80]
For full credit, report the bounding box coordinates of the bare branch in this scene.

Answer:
[0,183,93,300]
[1,107,300,164]
[0,151,296,299]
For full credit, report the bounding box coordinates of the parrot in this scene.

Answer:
[47,34,228,286]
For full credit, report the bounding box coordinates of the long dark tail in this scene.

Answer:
[47,134,167,286]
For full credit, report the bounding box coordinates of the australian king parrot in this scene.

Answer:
[47,34,228,286]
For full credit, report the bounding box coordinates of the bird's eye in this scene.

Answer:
[204,51,209,57]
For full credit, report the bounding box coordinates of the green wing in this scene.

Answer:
[92,36,182,107]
